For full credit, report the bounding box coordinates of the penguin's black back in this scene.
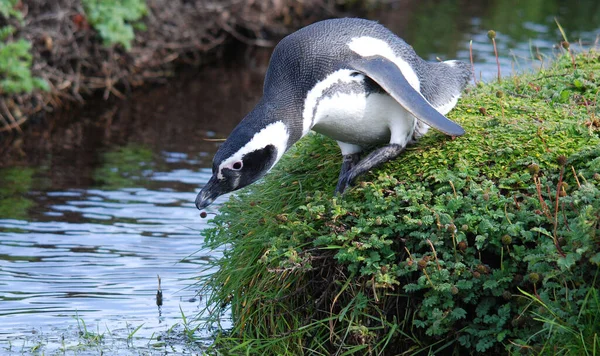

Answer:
[213,18,469,167]
[264,18,418,102]
[264,18,469,121]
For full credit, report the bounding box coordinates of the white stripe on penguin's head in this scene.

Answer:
[217,121,289,179]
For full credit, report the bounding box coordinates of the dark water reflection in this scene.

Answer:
[0,50,269,353]
[370,0,599,80]
[1,0,599,354]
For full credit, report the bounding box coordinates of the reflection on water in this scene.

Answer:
[0,168,36,221]
[0,0,599,353]
[371,0,599,80]
[0,54,267,353]
[0,171,234,353]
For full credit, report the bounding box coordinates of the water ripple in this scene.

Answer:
[0,166,214,352]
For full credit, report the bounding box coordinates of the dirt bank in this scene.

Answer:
[0,0,362,135]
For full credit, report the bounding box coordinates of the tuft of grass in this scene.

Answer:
[74,314,105,346]
[199,49,600,354]
[126,322,145,347]
[179,305,201,342]
[516,280,600,355]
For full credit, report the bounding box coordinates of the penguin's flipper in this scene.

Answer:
[348,57,465,136]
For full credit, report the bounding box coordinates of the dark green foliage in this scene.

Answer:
[82,0,147,50]
[200,51,600,354]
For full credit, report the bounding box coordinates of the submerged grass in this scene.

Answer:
[4,314,203,355]
[199,49,600,354]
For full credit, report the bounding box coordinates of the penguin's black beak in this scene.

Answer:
[195,176,222,210]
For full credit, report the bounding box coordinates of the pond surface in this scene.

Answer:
[0,60,267,354]
[1,0,599,354]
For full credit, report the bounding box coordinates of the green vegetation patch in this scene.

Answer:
[82,0,147,50]
[0,0,21,20]
[200,51,600,354]
[0,0,48,95]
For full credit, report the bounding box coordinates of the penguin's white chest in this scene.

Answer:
[310,90,417,148]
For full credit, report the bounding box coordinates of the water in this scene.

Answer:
[0,187,214,352]
[0,61,267,354]
[367,0,600,81]
[1,1,599,354]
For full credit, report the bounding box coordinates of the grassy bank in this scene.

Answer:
[199,49,600,354]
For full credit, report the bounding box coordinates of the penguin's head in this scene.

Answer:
[195,118,289,210]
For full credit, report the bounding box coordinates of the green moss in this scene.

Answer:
[200,50,600,354]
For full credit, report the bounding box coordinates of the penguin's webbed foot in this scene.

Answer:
[336,170,360,195]
[335,172,351,195]
[335,144,405,195]
[335,153,361,194]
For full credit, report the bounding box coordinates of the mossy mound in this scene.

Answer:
[200,51,600,354]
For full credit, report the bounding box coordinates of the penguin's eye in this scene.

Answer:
[232,161,243,170]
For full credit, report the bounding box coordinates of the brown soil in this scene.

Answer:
[0,0,357,135]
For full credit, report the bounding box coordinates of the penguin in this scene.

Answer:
[195,18,470,210]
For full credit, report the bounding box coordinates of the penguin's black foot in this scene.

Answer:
[335,153,361,194]
[335,171,357,194]
[335,144,405,195]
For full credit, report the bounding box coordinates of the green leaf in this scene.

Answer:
[450,307,467,320]
[557,252,579,270]
[589,252,600,265]
[476,336,495,352]
[483,279,499,290]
